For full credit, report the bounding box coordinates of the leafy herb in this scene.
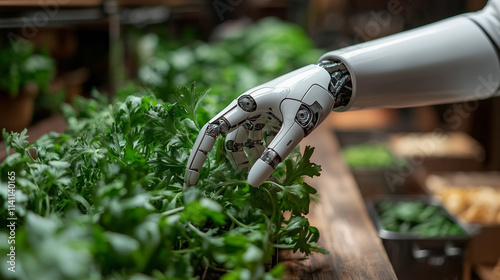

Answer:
[134,17,324,121]
[377,200,466,236]
[0,85,325,280]
[342,143,404,170]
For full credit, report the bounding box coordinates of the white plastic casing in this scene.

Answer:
[185,64,335,187]
[320,16,500,111]
[472,0,500,48]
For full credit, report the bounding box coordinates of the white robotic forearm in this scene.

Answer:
[320,0,500,111]
[185,1,500,188]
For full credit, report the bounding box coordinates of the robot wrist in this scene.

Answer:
[317,60,353,111]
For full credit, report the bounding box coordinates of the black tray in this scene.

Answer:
[366,195,471,280]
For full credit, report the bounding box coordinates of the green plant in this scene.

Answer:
[377,200,466,236]
[342,143,404,170]
[0,85,326,280]
[134,17,324,117]
[0,39,55,98]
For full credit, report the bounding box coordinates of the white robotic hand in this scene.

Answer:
[184,0,500,188]
[184,61,352,187]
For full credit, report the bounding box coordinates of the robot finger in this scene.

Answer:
[184,98,254,187]
[225,126,250,171]
[247,100,306,187]
[246,122,266,166]
[184,122,217,187]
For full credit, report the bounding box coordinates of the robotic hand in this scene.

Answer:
[185,0,500,188]
[184,61,352,187]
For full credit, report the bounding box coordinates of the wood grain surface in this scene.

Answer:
[282,118,397,280]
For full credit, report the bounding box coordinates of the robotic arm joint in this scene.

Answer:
[317,60,353,110]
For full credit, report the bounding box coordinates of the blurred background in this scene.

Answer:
[0,0,496,164]
[1,0,499,279]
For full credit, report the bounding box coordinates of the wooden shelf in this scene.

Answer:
[0,0,104,7]
[117,0,200,7]
[282,116,398,279]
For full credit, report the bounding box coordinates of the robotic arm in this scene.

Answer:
[320,0,500,111]
[185,0,500,188]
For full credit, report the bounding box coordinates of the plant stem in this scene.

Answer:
[187,223,209,240]
[226,212,259,229]
[273,244,295,249]
[261,186,279,226]
[264,180,285,191]
[173,248,197,254]
[161,206,185,216]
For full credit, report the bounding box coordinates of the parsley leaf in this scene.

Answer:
[0,88,326,280]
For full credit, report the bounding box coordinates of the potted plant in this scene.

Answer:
[0,38,55,133]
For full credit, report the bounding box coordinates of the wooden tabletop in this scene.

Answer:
[282,117,398,280]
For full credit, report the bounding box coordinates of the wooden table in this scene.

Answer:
[282,118,398,279]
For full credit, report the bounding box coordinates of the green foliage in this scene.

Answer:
[342,143,404,170]
[377,201,466,236]
[134,17,324,123]
[0,39,55,97]
[0,85,325,280]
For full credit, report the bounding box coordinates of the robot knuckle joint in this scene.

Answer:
[206,118,230,137]
[226,140,245,152]
[295,102,322,136]
[261,149,282,168]
[238,95,257,112]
